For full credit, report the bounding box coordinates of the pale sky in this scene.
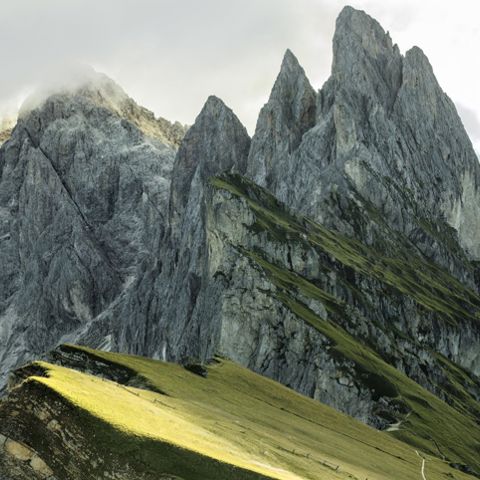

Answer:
[0,0,479,152]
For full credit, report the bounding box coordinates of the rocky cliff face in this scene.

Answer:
[0,4,479,475]
[0,74,185,387]
[247,7,480,286]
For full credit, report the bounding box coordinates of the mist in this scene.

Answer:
[0,0,479,149]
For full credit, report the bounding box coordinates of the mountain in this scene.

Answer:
[0,5,480,479]
[0,73,187,387]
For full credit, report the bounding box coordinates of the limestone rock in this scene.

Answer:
[0,73,182,388]
[247,49,316,190]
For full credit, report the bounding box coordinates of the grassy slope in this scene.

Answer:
[211,174,480,326]
[210,174,480,473]
[24,345,475,480]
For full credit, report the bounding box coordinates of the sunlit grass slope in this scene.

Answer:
[25,345,475,480]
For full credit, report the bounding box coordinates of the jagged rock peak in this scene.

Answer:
[247,49,316,186]
[169,95,251,227]
[402,46,439,89]
[262,48,315,118]
[336,6,390,37]
[201,94,231,115]
[334,6,397,56]
[280,48,303,73]
[332,6,403,110]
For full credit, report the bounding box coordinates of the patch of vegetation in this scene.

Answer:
[434,352,480,421]
[211,173,480,326]
[210,173,480,475]
[15,346,478,480]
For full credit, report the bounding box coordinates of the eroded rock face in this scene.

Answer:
[247,49,316,188]
[72,96,252,362]
[0,74,182,388]
[201,178,480,427]
[247,6,480,284]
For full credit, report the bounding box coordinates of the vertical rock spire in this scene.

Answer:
[169,95,251,231]
[332,6,403,109]
[247,49,316,187]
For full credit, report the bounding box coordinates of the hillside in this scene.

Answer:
[0,345,475,480]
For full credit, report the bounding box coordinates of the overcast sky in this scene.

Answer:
[0,0,479,151]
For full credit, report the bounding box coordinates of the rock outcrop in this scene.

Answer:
[0,73,184,387]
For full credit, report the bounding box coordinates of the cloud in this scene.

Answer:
[0,0,479,135]
[0,0,340,130]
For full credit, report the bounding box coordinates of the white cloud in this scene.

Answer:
[0,0,479,138]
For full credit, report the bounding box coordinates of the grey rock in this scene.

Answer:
[198,177,480,427]
[0,73,182,388]
[247,6,480,286]
[0,4,478,457]
[71,95,251,363]
[247,49,316,188]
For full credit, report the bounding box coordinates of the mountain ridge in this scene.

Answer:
[0,5,479,479]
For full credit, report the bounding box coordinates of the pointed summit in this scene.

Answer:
[247,49,316,187]
[332,6,403,110]
[335,6,392,47]
[200,95,230,116]
[169,96,250,228]
[274,49,312,99]
[280,48,301,70]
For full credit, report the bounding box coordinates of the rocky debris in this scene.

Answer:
[183,363,208,378]
[0,433,55,480]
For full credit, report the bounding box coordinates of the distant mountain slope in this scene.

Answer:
[205,174,480,474]
[0,345,475,480]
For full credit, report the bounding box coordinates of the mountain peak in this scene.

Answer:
[246,49,316,186]
[194,95,249,142]
[404,45,435,74]
[280,48,301,71]
[18,69,187,148]
[274,49,311,91]
[200,95,232,117]
[169,95,250,227]
[335,5,393,47]
[330,5,403,113]
[333,5,399,73]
